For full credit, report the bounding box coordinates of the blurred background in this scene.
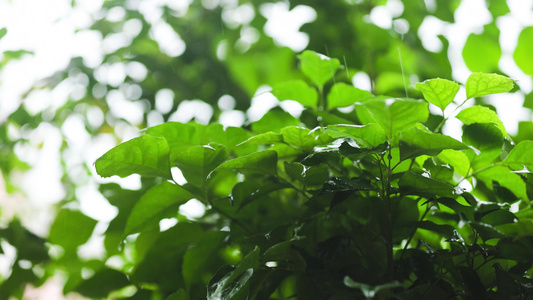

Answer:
[0,0,532,298]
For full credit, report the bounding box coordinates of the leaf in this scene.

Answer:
[415,78,460,111]
[513,26,533,75]
[326,124,387,148]
[399,127,468,160]
[363,98,429,139]
[327,82,373,109]
[456,105,507,136]
[207,247,260,300]
[398,172,457,197]
[212,150,278,176]
[462,123,503,151]
[48,210,97,251]
[271,80,318,108]
[74,268,130,298]
[465,72,514,99]
[503,140,533,171]
[339,140,388,161]
[438,149,470,177]
[298,50,341,87]
[251,107,300,133]
[173,143,228,186]
[232,181,291,208]
[182,231,227,289]
[239,132,283,146]
[462,26,501,73]
[281,126,333,152]
[124,182,193,236]
[344,277,401,298]
[0,28,6,40]
[477,166,528,203]
[95,134,172,179]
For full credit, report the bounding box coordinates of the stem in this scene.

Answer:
[385,145,394,281]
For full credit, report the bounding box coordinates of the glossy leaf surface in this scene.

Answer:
[95,134,172,179]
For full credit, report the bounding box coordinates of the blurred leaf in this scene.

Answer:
[0,28,6,40]
[514,26,533,75]
[124,182,193,236]
[456,105,507,136]
[183,231,227,289]
[271,80,318,108]
[0,219,49,263]
[74,268,130,298]
[462,25,501,73]
[95,134,172,179]
[298,50,341,87]
[399,127,468,160]
[465,72,514,99]
[49,209,97,251]
[344,277,401,298]
[416,78,460,111]
[327,82,373,109]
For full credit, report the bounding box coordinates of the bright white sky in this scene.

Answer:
[0,0,532,262]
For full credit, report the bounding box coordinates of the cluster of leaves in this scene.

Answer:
[85,51,533,299]
[1,0,533,299]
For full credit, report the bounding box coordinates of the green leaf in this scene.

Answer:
[465,72,514,99]
[398,172,457,197]
[0,28,6,40]
[399,127,468,160]
[327,83,373,109]
[124,182,193,236]
[281,126,333,152]
[238,132,283,146]
[339,140,388,161]
[462,123,504,151]
[415,78,460,111]
[438,149,470,177]
[173,143,228,186]
[207,247,260,300]
[513,26,533,75]
[298,50,341,87]
[212,150,278,176]
[456,105,507,136]
[251,107,300,133]
[182,231,227,289]
[74,268,130,298]
[503,140,533,171]
[49,210,97,251]
[362,98,429,139]
[231,180,291,209]
[271,80,318,108]
[95,134,172,179]
[326,124,387,148]
[462,26,501,73]
[477,166,528,202]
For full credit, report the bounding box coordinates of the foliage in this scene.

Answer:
[1,0,533,299]
[91,57,533,299]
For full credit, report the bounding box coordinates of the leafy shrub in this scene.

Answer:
[91,51,533,299]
